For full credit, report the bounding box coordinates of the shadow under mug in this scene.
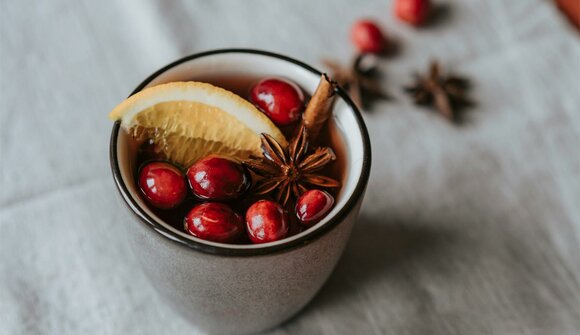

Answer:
[109,49,371,335]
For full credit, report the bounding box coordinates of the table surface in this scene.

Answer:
[1,1,579,334]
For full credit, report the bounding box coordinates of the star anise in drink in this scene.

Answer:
[243,125,340,206]
[404,60,473,122]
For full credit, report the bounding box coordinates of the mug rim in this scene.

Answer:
[109,48,371,257]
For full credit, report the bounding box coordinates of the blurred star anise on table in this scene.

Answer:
[323,53,390,109]
[404,60,473,123]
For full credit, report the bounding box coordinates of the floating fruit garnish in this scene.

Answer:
[245,200,289,244]
[250,78,305,126]
[186,155,251,201]
[109,81,287,167]
[138,161,187,209]
[295,189,335,225]
[185,202,244,243]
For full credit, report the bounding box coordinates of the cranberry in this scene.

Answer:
[250,78,305,126]
[245,200,289,244]
[394,0,431,26]
[295,190,335,225]
[187,156,250,201]
[138,161,187,209]
[184,203,243,243]
[350,20,386,54]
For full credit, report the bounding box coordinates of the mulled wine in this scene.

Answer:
[113,74,347,244]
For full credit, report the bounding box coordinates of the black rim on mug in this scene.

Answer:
[110,49,372,257]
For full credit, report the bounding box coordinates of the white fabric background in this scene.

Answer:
[1,1,579,334]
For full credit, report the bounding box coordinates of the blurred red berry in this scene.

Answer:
[394,0,431,26]
[350,20,386,54]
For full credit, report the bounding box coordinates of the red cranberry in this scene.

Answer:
[184,203,243,243]
[350,20,386,54]
[187,156,250,201]
[394,0,431,26]
[245,200,289,244]
[250,78,305,126]
[295,190,335,225]
[138,161,187,209]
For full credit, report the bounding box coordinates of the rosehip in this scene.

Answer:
[138,161,187,209]
[295,190,334,225]
[394,0,431,26]
[350,20,386,54]
[245,200,289,244]
[184,202,243,243]
[187,156,250,201]
[250,78,305,126]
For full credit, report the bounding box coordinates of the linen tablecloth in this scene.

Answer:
[1,1,579,334]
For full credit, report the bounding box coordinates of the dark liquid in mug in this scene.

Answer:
[133,75,348,242]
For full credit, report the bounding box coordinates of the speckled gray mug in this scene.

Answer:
[110,49,371,335]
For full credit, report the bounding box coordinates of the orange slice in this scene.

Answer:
[109,81,287,167]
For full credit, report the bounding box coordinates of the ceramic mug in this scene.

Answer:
[109,49,371,334]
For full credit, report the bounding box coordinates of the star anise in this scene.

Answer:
[243,125,340,206]
[404,60,473,122]
[323,53,390,109]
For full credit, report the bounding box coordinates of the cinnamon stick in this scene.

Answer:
[302,74,337,141]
